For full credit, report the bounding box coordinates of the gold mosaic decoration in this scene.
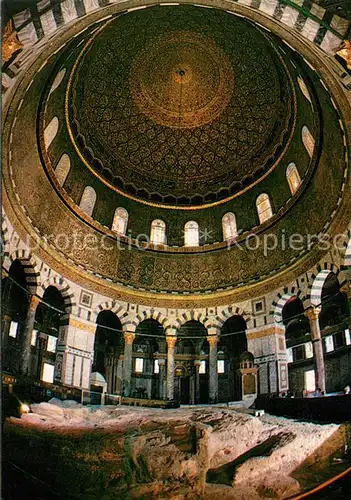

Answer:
[130,31,234,129]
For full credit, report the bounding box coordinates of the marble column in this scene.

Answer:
[166,335,177,400]
[207,332,219,403]
[122,330,135,397]
[158,358,166,399]
[305,307,325,393]
[116,355,124,395]
[21,295,40,376]
[194,360,201,404]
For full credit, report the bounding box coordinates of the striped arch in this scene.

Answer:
[271,285,302,324]
[39,276,76,314]
[203,316,222,330]
[217,305,251,328]
[1,216,10,257]
[309,263,341,307]
[128,309,172,332]
[7,249,40,294]
[344,234,351,269]
[174,310,209,329]
[93,300,129,324]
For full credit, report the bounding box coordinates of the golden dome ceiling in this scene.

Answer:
[68,6,294,205]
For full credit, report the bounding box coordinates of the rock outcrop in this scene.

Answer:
[4,402,343,499]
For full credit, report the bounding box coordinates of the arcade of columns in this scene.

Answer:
[4,284,349,400]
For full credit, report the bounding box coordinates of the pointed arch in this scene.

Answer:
[112,207,128,235]
[150,219,166,245]
[127,309,172,331]
[93,300,128,323]
[310,266,340,307]
[39,276,76,314]
[8,250,40,294]
[256,193,273,224]
[175,310,208,329]
[79,186,96,217]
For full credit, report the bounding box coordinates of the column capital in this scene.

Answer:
[158,358,166,366]
[207,335,218,347]
[304,307,321,322]
[3,314,12,322]
[28,295,41,311]
[165,326,177,336]
[123,332,135,344]
[166,335,177,349]
[207,326,220,336]
[122,322,136,333]
[194,359,201,367]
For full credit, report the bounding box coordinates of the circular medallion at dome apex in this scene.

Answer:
[130,31,234,129]
[68,6,295,204]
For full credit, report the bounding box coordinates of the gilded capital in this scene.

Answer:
[166,336,177,349]
[304,307,321,322]
[2,20,23,64]
[29,295,41,311]
[336,40,351,70]
[123,332,136,344]
[207,335,218,347]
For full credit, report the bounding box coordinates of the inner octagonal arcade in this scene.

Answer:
[2,0,351,407]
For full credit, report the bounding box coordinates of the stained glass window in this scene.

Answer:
[184,221,199,247]
[256,193,273,224]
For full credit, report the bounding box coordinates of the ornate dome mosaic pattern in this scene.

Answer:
[68,6,294,204]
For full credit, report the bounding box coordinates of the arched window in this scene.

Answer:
[184,221,199,247]
[222,212,237,240]
[256,193,273,224]
[44,116,59,149]
[302,125,315,158]
[79,186,96,217]
[297,76,312,104]
[49,68,66,95]
[286,163,301,195]
[55,154,70,187]
[112,207,128,235]
[150,219,166,245]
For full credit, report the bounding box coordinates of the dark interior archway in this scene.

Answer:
[220,315,247,401]
[132,319,164,399]
[33,286,66,382]
[2,260,29,373]
[282,296,309,345]
[94,310,123,393]
[319,273,349,330]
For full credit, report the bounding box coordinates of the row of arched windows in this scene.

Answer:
[76,162,303,245]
